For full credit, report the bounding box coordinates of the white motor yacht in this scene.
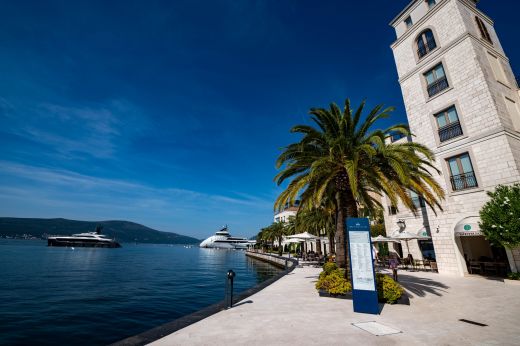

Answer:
[199,226,251,249]
[47,226,121,248]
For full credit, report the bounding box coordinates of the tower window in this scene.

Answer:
[426,0,436,9]
[447,153,478,191]
[487,52,508,85]
[405,16,413,29]
[409,191,426,209]
[435,106,463,142]
[417,29,437,59]
[424,63,449,97]
[505,97,520,131]
[475,16,493,44]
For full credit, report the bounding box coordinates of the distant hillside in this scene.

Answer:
[0,218,201,244]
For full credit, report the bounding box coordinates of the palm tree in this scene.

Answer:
[274,99,444,270]
[260,222,287,256]
[296,206,336,255]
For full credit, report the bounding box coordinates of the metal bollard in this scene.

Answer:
[225,269,235,309]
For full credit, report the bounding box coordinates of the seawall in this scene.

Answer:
[245,251,297,269]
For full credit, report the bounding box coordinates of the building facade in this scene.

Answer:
[386,0,520,276]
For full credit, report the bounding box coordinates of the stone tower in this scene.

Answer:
[386,0,520,276]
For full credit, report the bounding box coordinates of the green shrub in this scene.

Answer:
[316,269,352,295]
[376,274,403,304]
[322,262,338,275]
[507,272,520,280]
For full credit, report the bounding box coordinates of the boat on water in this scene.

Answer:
[47,226,121,248]
[199,226,251,249]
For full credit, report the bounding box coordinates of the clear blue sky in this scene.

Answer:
[0,1,518,239]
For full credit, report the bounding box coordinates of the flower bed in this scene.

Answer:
[315,263,405,304]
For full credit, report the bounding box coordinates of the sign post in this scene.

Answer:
[347,218,379,315]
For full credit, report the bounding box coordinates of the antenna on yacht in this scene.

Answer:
[95,225,103,234]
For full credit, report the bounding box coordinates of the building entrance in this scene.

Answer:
[454,217,509,277]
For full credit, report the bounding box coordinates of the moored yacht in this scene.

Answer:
[47,226,121,248]
[199,226,251,249]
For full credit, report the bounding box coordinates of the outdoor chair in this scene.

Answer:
[430,261,438,272]
[423,259,431,271]
[469,260,481,274]
[414,259,424,271]
[484,262,498,276]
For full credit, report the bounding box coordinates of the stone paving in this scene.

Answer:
[149,267,520,346]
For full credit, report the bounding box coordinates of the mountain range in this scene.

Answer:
[0,217,200,244]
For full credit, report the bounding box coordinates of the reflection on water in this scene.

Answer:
[0,240,281,346]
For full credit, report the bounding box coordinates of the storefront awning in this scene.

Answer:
[454,216,483,237]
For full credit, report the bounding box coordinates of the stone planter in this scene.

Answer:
[504,279,520,286]
[318,290,352,299]
[318,290,410,305]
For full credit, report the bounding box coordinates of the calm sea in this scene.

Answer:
[0,240,281,345]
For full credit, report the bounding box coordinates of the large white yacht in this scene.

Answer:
[47,226,121,248]
[199,226,251,249]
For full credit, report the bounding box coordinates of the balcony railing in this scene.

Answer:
[427,77,449,97]
[450,171,478,191]
[438,121,463,142]
[417,39,437,59]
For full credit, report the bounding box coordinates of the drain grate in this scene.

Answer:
[459,319,488,327]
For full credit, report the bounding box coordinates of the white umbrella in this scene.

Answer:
[391,231,430,254]
[287,232,319,240]
[284,238,303,244]
[371,235,399,243]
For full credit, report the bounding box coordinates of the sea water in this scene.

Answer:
[0,240,281,345]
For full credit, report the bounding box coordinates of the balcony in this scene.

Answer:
[417,39,437,59]
[427,77,449,97]
[450,171,478,191]
[438,121,463,142]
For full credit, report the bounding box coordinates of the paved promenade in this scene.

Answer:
[150,267,520,346]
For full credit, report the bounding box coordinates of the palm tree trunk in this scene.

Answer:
[278,237,282,256]
[335,192,347,269]
[343,188,359,281]
[328,234,335,255]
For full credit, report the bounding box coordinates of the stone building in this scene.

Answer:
[384,0,520,276]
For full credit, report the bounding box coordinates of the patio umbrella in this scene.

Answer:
[391,231,430,254]
[371,235,399,243]
[287,232,319,240]
[287,232,318,255]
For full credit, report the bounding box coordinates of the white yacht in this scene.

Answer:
[47,226,121,248]
[199,226,251,249]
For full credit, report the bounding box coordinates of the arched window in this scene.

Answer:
[416,29,437,59]
[475,16,492,44]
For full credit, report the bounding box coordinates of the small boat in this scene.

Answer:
[199,226,251,249]
[47,226,121,248]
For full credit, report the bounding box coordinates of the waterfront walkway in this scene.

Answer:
[149,267,520,346]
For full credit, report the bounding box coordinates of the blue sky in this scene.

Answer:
[0,1,518,239]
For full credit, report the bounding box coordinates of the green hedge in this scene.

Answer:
[376,274,403,304]
[507,272,520,280]
[315,263,403,303]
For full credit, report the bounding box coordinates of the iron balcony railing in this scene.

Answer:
[417,39,437,59]
[427,77,449,97]
[450,171,478,191]
[438,121,463,142]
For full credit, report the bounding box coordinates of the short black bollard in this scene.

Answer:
[225,269,235,309]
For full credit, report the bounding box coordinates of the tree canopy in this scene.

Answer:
[479,184,520,247]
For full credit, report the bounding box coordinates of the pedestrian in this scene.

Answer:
[389,257,399,282]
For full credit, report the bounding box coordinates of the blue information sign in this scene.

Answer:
[346,218,379,315]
